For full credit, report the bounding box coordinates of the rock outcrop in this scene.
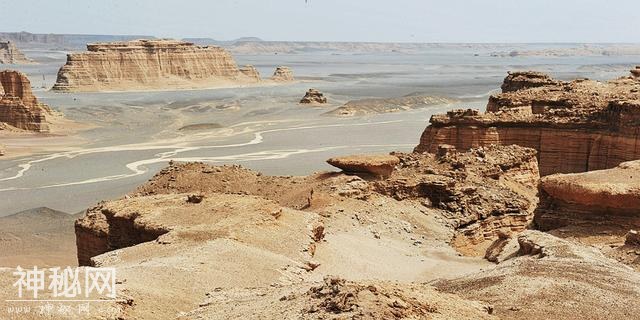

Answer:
[70,145,540,318]
[375,145,540,255]
[535,160,640,231]
[238,64,261,82]
[271,66,294,82]
[0,41,33,64]
[631,66,640,78]
[500,71,560,92]
[434,230,640,319]
[415,71,640,175]
[327,95,456,116]
[0,70,51,132]
[51,39,262,92]
[327,154,400,177]
[185,277,495,319]
[299,88,327,104]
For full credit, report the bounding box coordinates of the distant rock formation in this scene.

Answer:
[535,160,640,231]
[415,71,640,176]
[327,95,456,116]
[51,39,263,92]
[238,64,261,82]
[0,70,51,132]
[0,41,34,64]
[300,88,327,104]
[271,66,294,82]
[631,66,640,78]
[500,71,560,92]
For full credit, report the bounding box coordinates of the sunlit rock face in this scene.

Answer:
[52,39,261,92]
[0,41,33,64]
[0,70,50,132]
[415,71,640,176]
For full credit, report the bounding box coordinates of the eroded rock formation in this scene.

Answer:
[70,145,540,318]
[51,39,262,92]
[434,230,640,319]
[0,41,33,64]
[0,70,51,132]
[535,160,640,231]
[238,64,261,82]
[271,66,294,82]
[327,154,399,177]
[415,70,640,175]
[327,95,456,116]
[300,88,327,104]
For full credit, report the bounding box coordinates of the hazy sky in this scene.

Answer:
[1,0,639,43]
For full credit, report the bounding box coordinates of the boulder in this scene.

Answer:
[327,154,400,177]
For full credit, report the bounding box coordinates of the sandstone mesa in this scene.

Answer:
[0,70,52,132]
[51,39,293,92]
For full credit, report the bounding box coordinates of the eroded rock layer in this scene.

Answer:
[299,88,327,104]
[0,70,50,132]
[76,145,539,267]
[434,230,640,319]
[271,66,294,82]
[415,70,640,175]
[535,160,640,231]
[52,39,261,92]
[0,41,33,64]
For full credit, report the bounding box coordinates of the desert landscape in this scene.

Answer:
[1,1,640,319]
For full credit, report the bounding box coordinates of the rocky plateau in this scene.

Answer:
[415,70,640,176]
[51,39,292,92]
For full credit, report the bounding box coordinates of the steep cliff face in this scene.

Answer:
[0,70,50,132]
[0,41,34,64]
[52,39,262,92]
[415,71,640,176]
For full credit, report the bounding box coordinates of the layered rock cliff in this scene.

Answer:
[51,39,263,92]
[415,70,640,176]
[0,70,51,132]
[0,41,33,64]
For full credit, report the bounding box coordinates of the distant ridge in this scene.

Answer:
[0,31,155,49]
